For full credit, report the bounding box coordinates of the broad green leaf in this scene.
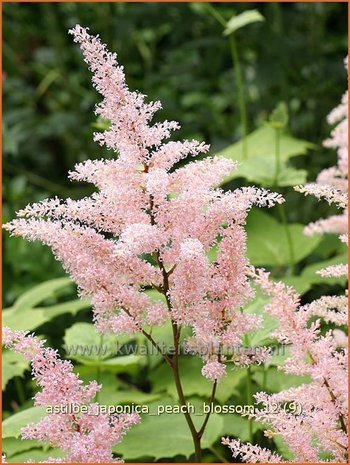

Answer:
[105,390,163,406]
[3,407,46,439]
[217,125,314,185]
[222,414,260,442]
[64,323,142,374]
[64,322,133,362]
[265,345,291,368]
[218,125,313,163]
[279,276,312,295]
[224,10,264,36]
[13,277,72,312]
[9,448,63,463]
[246,210,322,266]
[243,293,278,347]
[115,397,224,460]
[2,437,42,459]
[301,253,348,286]
[150,356,246,404]
[3,298,90,332]
[274,435,295,461]
[229,156,307,187]
[2,351,29,390]
[252,367,310,393]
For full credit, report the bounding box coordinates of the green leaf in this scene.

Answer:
[3,299,90,332]
[3,407,46,439]
[269,102,289,129]
[217,125,314,185]
[274,435,295,461]
[2,437,42,460]
[115,398,224,460]
[252,367,310,393]
[218,125,313,163]
[3,277,90,331]
[106,390,163,406]
[246,210,322,266]
[221,414,260,442]
[9,448,63,463]
[232,158,307,187]
[243,293,278,347]
[224,10,264,36]
[13,277,72,312]
[2,351,29,390]
[64,323,142,374]
[279,276,312,295]
[301,253,348,287]
[150,356,246,404]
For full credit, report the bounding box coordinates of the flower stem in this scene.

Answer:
[278,203,295,275]
[273,126,295,274]
[273,127,281,185]
[229,35,248,159]
[246,365,253,442]
[203,3,248,158]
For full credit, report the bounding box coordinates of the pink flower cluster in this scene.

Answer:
[296,58,348,242]
[3,327,139,463]
[223,269,348,462]
[4,25,284,381]
[224,60,348,463]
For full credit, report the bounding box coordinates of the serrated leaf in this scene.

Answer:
[224,10,264,36]
[246,210,322,266]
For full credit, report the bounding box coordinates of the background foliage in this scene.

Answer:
[3,2,348,463]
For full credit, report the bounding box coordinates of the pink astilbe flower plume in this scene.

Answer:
[3,328,139,463]
[224,59,348,463]
[295,58,348,242]
[4,25,284,381]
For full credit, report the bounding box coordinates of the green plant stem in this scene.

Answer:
[229,35,248,159]
[273,127,281,185]
[273,126,295,274]
[148,192,202,461]
[278,203,295,275]
[246,365,253,442]
[198,380,217,438]
[243,331,253,442]
[204,3,248,158]
[171,322,202,463]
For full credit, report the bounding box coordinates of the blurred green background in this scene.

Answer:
[2,2,348,463]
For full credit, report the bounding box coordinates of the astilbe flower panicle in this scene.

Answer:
[3,327,139,463]
[223,269,348,463]
[295,58,348,241]
[4,25,284,381]
[224,60,348,463]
